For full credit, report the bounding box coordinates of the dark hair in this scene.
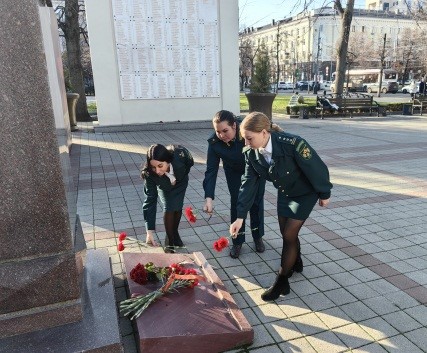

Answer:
[212,110,236,126]
[141,144,174,179]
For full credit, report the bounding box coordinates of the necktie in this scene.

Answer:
[259,148,271,164]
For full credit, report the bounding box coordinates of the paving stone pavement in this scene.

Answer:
[71,114,427,353]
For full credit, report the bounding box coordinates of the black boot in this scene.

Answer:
[294,255,303,273]
[261,274,290,301]
[230,244,242,259]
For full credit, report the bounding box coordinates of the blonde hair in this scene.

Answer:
[240,112,282,135]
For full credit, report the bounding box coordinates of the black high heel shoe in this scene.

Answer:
[261,273,290,301]
[174,234,184,247]
[164,236,175,253]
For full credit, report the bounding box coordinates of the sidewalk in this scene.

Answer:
[71,114,427,353]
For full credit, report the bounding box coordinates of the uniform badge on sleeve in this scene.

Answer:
[299,143,312,160]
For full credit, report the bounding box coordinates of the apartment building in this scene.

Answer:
[239,7,424,83]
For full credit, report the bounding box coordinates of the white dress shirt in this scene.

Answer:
[258,135,273,164]
[165,164,176,185]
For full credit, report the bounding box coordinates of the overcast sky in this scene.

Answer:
[238,0,367,29]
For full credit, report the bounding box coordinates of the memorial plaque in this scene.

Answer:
[122,252,253,353]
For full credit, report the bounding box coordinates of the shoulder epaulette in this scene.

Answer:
[177,147,192,160]
[207,133,219,145]
[277,133,298,145]
[242,145,251,153]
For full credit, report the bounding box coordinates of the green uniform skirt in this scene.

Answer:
[277,192,318,220]
[158,177,189,212]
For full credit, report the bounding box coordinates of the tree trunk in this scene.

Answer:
[65,0,91,122]
[334,0,355,96]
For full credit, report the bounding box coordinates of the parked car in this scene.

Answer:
[296,81,308,88]
[277,81,293,90]
[401,82,419,94]
[298,81,322,91]
[296,81,313,91]
[321,81,332,89]
[364,81,399,94]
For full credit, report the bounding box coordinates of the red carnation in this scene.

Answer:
[213,236,229,252]
[213,241,221,252]
[184,206,197,223]
[218,237,229,248]
[117,242,125,251]
[119,232,127,241]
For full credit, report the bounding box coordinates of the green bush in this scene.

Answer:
[385,103,403,111]
[250,43,271,93]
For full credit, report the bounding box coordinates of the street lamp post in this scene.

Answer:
[378,33,387,98]
[314,30,321,94]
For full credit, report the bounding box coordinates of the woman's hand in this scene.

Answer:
[203,198,214,214]
[146,230,158,246]
[229,218,244,239]
[319,198,330,207]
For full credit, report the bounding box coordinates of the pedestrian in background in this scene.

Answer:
[230,112,332,301]
[141,144,194,253]
[419,77,426,95]
[203,110,265,258]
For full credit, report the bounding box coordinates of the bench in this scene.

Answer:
[286,94,308,115]
[411,94,427,115]
[315,93,381,119]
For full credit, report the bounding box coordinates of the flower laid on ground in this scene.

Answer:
[120,262,206,320]
[184,206,197,223]
[119,232,127,241]
[117,231,155,252]
[213,236,229,252]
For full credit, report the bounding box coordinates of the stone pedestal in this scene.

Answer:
[0,3,122,351]
[0,250,123,353]
[122,252,254,353]
[0,2,84,338]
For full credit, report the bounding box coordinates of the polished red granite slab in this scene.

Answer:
[122,252,253,353]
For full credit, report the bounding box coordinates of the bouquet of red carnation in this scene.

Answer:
[213,236,229,252]
[129,262,170,285]
[184,206,197,223]
[120,262,205,320]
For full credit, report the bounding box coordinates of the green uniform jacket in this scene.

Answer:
[142,146,194,230]
[203,125,246,199]
[236,131,332,219]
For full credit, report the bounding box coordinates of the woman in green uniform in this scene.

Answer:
[141,144,194,253]
[230,112,332,301]
[203,110,265,258]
